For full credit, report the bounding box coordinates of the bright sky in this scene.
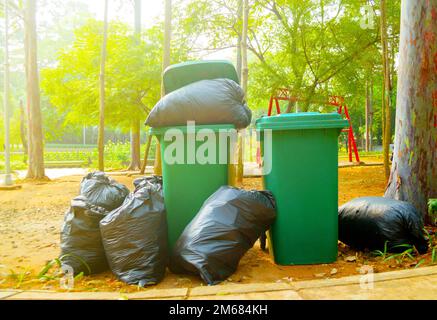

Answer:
[85,0,233,60]
[87,0,164,28]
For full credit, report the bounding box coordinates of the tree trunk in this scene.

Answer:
[380,0,392,180]
[369,78,373,151]
[128,0,142,171]
[154,0,172,176]
[236,0,242,81]
[98,0,109,172]
[365,79,374,152]
[385,0,437,223]
[128,119,141,170]
[237,0,249,184]
[25,0,45,180]
[19,100,28,156]
[3,0,12,183]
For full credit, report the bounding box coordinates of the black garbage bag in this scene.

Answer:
[100,176,168,286]
[80,172,129,211]
[60,196,109,275]
[171,186,276,285]
[338,197,428,253]
[145,78,252,129]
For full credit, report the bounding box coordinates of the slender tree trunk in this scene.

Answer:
[385,0,437,223]
[154,0,172,176]
[369,78,373,151]
[19,100,28,156]
[365,79,374,152]
[128,119,141,170]
[25,0,45,179]
[128,0,142,171]
[98,0,109,172]
[237,0,249,184]
[3,0,12,184]
[380,0,392,180]
[236,0,242,81]
[241,0,249,94]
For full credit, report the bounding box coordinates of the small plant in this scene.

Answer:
[431,247,436,265]
[383,244,416,264]
[371,241,389,259]
[423,228,437,265]
[38,254,90,282]
[8,268,31,289]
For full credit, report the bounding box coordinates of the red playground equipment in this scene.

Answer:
[265,88,360,163]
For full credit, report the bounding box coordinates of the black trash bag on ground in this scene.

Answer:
[60,196,109,275]
[170,186,276,285]
[338,197,428,254]
[100,176,168,286]
[145,78,252,129]
[80,172,129,211]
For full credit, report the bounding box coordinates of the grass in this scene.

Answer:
[38,254,91,281]
[7,268,31,289]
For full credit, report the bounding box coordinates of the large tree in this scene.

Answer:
[385,0,437,223]
[25,0,45,179]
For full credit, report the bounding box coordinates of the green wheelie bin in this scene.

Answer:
[256,112,348,265]
[151,60,240,249]
[151,124,237,249]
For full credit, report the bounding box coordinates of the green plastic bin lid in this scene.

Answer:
[255,112,349,131]
[163,60,239,94]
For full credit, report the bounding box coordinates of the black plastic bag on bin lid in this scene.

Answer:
[80,171,129,211]
[145,78,252,129]
[338,197,428,254]
[60,195,109,275]
[100,176,168,286]
[170,186,276,285]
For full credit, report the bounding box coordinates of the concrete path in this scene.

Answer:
[1,266,436,300]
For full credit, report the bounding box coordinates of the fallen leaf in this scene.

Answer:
[330,268,338,275]
[314,273,326,278]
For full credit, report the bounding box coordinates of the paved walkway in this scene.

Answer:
[1,266,436,300]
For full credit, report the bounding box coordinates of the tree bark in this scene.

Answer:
[25,0,45,179]
[98,0,109,172]
[128,0,142,171]
[385,0,437,223]
[380,0,392,180]
[128,119,141,170]
[236,0,249,184]
[365,79,374,152]
[19,100,28,156]
[3,0,12,182]
[154,0,172,176]
[236,0,242,81]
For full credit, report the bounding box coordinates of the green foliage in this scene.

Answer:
[41,20,163,130]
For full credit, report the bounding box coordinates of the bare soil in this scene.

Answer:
[0,165,435,293]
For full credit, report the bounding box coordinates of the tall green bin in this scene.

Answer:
[151,124,237,249]
[256,112,348,265]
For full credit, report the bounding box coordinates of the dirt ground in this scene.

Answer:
[0,164,435,293]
